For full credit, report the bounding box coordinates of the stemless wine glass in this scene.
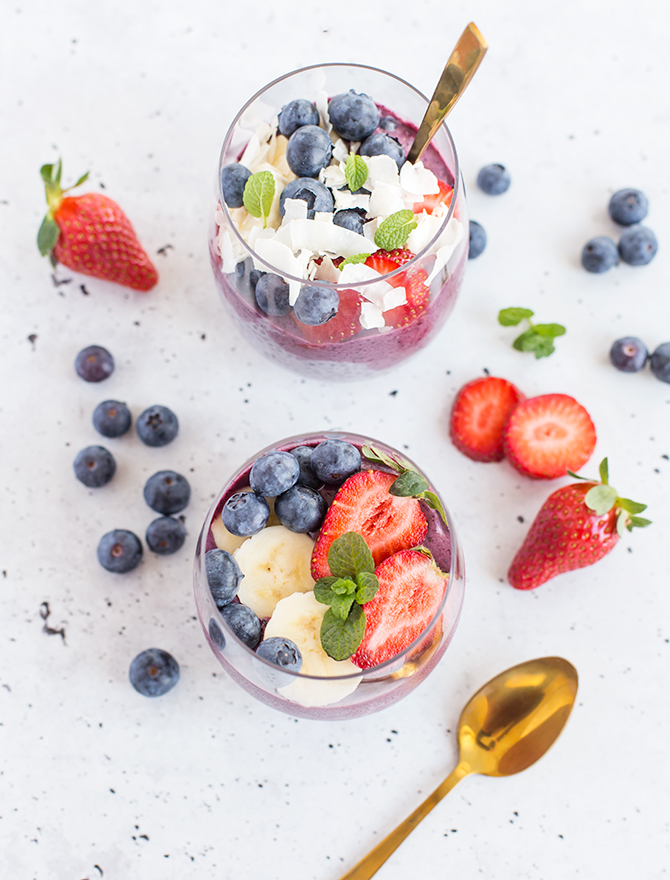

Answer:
[209,64,468,381]
[193,431,465,721]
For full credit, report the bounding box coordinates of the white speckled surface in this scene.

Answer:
[1,1,669,877]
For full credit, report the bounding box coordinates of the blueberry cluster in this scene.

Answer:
[582,189,658,273]
[208,439,362,664]
[610,337,670,383]
[468,163,512,260]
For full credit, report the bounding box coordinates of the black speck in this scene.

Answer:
[558,833,564,839]
[662,454,669,460]
[157,244,174,256]
[654,468,660,474]
[80,284,90,295]
[100,182,106,189]
[28,334,37,348]
[389,390,398,396]
[39,602,66,643]
[51,274,71,287]
[628,547,633,553]
[483,367,490,375]
[94,866,103,877]
[134,321,140,326]
[110,788,115,793]
[517,515,524,523]
[201,333,206,340]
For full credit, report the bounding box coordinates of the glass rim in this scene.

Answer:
[216,62,462,288]
[198,429,462,682]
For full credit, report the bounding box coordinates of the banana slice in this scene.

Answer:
[234,524,315,618]
[263,592,360,707]
[210,489,280,554]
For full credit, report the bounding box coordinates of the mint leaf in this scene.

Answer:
[320,604,366,660]
[585,484,618,515]
[355,571,379,604]
[531,337,556,359]
[345,153,368,192]
[243,170,275,227]
[512,329,540,352]
[328,531,375,578]
[533,323,566,338]
[37,214,60,256]
[616,497,648,515]
[389,470,429,497]
[498,307,534,326]
[361,444,414,474]
[330,592,356,621]
[599,458,609,485]
[339,252,371,269]
[332,577,357,596]
[374,209,417,250]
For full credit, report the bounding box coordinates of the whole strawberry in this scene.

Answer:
[37,159,158,291]
[508,458,650,590]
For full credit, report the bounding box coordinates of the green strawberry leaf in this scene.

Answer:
[243,170,275,228]
[599,458,609,485]
[389,470,429,497]
[628,516,652,529]
[585,484,618,515]
[616,509,628,538]
[567,469,590,481]
[616,497,647,515]
[374,209,417,250]
[328,531,375,578]
[533,323,566,338]
[320,604,366,660]
[37,214,60,257]
[40,163,56,184]
[355,571,379,604]
[345,152,368,192]
[330,592,356,621]
[417,490,448,525]
[498,307,534,326]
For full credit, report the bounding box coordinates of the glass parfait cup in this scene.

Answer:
[193,431,465,721]
[209,64,468,381]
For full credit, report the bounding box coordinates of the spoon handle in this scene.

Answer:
[406,22,487,165]
[338,762,470,880]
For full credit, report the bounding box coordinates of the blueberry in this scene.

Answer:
[220,602,261,649]
[250,451,300,497]
[275,485,327,533]
[477,164,511,195]
[294,285,339,326]
[310,439,361,484]
[468,221,487,259]
[221,163,252,208]
[256,637,302,673]
[146,516,186,555]
[143,470,191,515]
[290,445,322,489]
[92,400,132,438]
[608,188,649,226]
[73,445,116,488]
[286,125,334,178]
[249,268,266,292]
[581,236,618,273]
[209,617,226,650]
[222,492,270,537]
[206,548,244,608]
[609,337,649,372]
[618,226,658,266]
[232,257,257,300]
[333,209,365,235]
[136,405,179,447]
[75,345,114,382]
[255,273,291,316]
[328,90,380,141]
[97,529,143,573]
[379,115,398,131]
[280,178,334,219]
[278,99,320,137]
[650,342,670,383]
[129,648,179,697]
[359,132,405,170]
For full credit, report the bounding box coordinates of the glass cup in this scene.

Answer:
[193,431,465,721]
[210,64,468,381]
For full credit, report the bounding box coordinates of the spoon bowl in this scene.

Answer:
[339,656,578,880]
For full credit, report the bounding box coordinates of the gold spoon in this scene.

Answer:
[406,22,488,165]
[339,656,578,880]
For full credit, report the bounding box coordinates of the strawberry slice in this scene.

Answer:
[351,549,448,669]
[311,470,428,580]
[450,376,525,462]
[364,250,431,329]
[411,179,453,215]
[295,288,363,344]
[503,393,597,479]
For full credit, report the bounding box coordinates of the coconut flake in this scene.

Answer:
[368,181,406,219]
[406,212,444,255]
[283,219,375,258]
[400,161,439,197]
[313,255,341,282]
[314,211,334,224]
[360,301,385,329]
[320,163,347,190]
[426,218,464,285]
[333,189,371,212]
[315,90,332,135]
[281,198,308,226]
[338,263,395,308]
[382,285,407,311]
[332,138,349,164]
[364,154,400,187]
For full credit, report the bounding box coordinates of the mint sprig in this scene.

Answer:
[362,444,448,525]
[339,252,371,269]
[345,152,368,192]
[568,457,651,537]
[314,532,379,661]
[374,210,417,250]
[498,307,566,359]
[243,170,275,228]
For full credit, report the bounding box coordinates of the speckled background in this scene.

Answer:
[1,1,669,877]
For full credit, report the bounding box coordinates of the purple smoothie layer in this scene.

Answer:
[211,104,467,381]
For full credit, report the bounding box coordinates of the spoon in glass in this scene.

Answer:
[338,656,578,880]
[407,21,488,165]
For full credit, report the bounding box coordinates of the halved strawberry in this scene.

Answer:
[450,376,525,462]
[351,549,448,669]
[411,179,453,215]
[365,248,415,274]
[311,470,428,580]
[364,250,431,329]
[503,393,597,479]
[295,288,363,344]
